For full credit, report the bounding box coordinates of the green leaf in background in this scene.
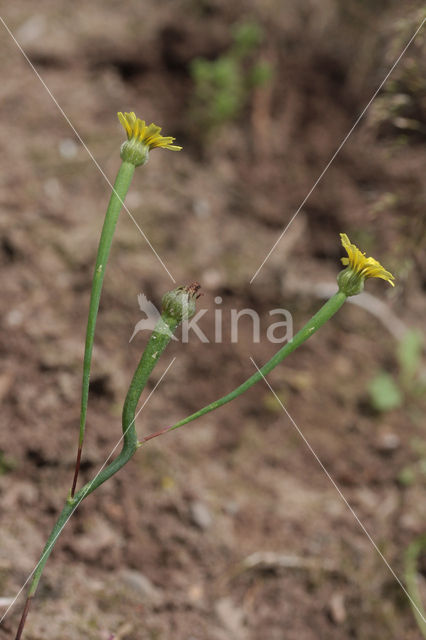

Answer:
[232,21,264,57]
[397,329,423,383]
[189,20,274,135]
[398,466,416,487]
[249,60,274,88]
[368,372,404,411]
[0,450,16,475]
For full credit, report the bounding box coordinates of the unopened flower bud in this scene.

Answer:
[162,283,201,322]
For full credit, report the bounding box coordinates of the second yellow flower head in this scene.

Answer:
[338,233,395,296]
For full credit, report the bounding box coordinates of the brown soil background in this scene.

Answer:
[0,2,425,639]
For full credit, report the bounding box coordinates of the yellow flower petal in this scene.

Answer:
[117,112,181,152]
[117,112,132,139]
[340,233,395,286]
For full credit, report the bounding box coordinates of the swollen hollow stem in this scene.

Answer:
[70,161,135,497]
[141,291,348,442]
[14,310,180,640]
[15,283,199,639]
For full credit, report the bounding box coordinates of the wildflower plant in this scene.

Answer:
[71,111,181,498]
[13,114,396,639]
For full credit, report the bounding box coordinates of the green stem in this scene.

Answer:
[71,161,135,497]
[17,291,345,638]
[142,291,347,442]
[16,314,178,638]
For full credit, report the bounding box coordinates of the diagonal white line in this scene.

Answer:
[0,357,176,624]
[250,17,426,284]
[0,15,176,284]
[249,356,426,624]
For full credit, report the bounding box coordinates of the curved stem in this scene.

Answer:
[15,290,345,637]
[141,291,347,442]
[15,314,178,639]
[71,161,135,497]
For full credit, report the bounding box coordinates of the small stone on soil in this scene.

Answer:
[189,500,213,530]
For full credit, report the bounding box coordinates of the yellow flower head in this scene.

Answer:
[118,111,182,166]
[338,233,395,296]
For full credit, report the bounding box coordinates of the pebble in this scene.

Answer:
[375,431,400,452]
[120,569,162,604]
[43,177,62,200]
[193,198,211,219]
[16,15,46,44]
[0,597,14,608]
[189,500,213,530]
[59,138,78,159]
[328,592,346,624]
[202,269,222,289]
[6,310,23,327]
[215,597,245,637]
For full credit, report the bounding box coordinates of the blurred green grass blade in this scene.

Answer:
[397,329,423,383]
[404,534,426,638]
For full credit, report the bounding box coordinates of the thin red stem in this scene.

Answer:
[14,595,33,640]
[70,444,82,498]
[141,426,172,442]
